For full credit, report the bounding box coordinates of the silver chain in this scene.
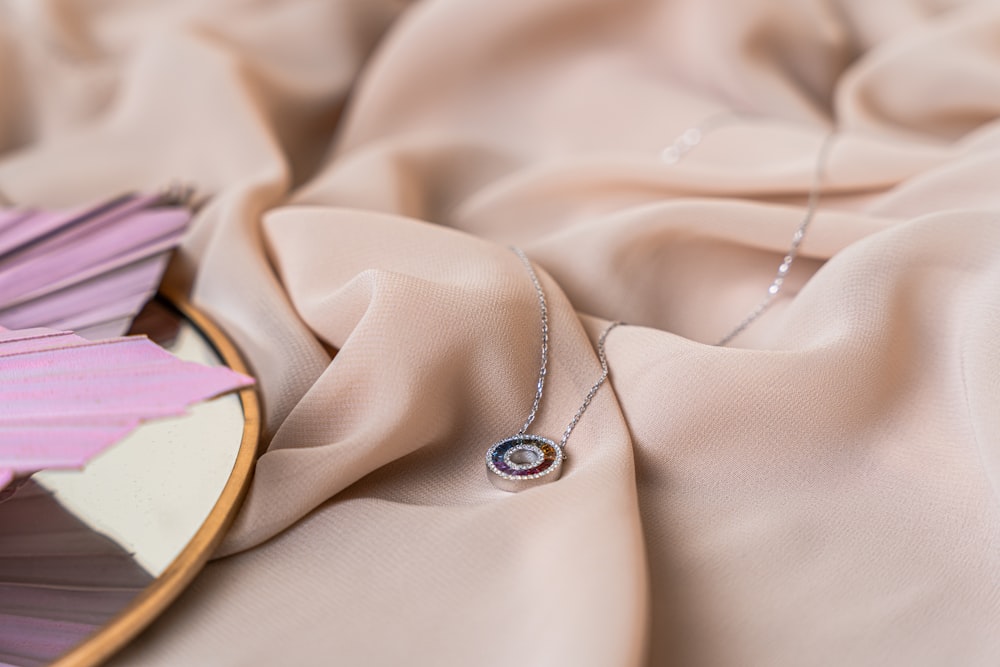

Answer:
[714,131,837,346]
[504,123,834,449]
[662,115,835,346]
[511,247,621,450]
[513,246,549,436]
[557,320,621,448]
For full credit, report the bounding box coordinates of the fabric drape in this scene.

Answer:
[1,0,998,665]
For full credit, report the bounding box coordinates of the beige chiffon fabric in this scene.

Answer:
[2,0,1000,664]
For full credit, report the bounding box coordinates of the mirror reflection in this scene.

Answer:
[0,299,247,667]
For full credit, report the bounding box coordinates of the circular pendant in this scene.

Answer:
[485,434,563,492]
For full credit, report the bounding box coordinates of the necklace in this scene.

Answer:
[661,115,836,346]
[486,124,834,491]
[485,247,621,492]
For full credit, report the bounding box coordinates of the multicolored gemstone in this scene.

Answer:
[485,434,563,492]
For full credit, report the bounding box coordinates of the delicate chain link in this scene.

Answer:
[557,320,622,449]
[659,111,735,164]
[512,247,549,436]
[511,247,620,449]
[714,131,836,346]
[659,115,836,346]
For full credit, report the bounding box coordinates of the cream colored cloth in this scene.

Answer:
[2,0,999,665]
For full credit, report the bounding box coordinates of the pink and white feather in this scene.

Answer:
[0,327,254,491]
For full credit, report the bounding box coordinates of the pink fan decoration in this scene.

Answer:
[0,327,254,491]
[0,192,192,340]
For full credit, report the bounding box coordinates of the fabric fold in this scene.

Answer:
[1,0,999,665]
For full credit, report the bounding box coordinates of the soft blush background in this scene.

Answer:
[2,0,999,665]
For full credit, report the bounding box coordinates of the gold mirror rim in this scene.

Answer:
[48,290,262,667]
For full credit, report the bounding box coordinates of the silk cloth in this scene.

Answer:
[2,0,999,665]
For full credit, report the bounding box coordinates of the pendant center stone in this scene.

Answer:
[509,449,539,466]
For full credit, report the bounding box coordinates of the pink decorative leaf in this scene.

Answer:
[0,327,253,491]
[0,193,192,339]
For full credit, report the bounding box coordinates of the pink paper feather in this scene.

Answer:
[0,328,253,489]
[0,193,192,339]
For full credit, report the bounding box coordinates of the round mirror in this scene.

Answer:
[0,294,260,667]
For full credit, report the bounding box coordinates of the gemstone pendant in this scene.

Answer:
[485,434,563,492]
